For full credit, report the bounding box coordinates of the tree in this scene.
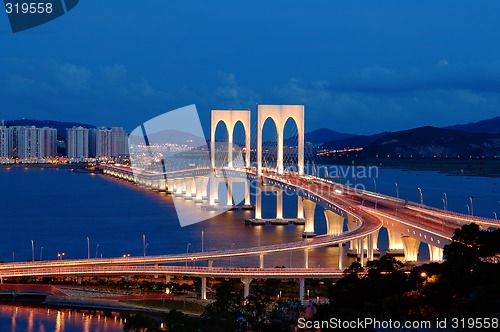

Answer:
[123,314,161,332]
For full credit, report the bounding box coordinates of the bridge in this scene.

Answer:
[1,105,498,303]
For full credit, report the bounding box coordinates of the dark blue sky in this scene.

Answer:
[1,0,500,135]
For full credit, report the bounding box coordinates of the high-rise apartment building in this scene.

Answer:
[110,127,128,157]
[0,125,13,158]
[66,126,89,158]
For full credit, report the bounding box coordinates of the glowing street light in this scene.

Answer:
[57,252,65,260]
[466,205,470,215]
[443,193,448,210]
[31,240,34,263]
[39,246,43,261]
[95,244,100,259]
[417,187,423,206]
[395,182,399,199]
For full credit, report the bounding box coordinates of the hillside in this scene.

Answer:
[361,126,500,158]
[445,116,500,134]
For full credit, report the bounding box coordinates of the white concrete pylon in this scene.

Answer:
[257,105,304,175]
[201,276,207,300]
[211,110,251,169]
[387,229,405,251]
[428,244,444,262]
[302,198,316,237]
[276,189,283,219]
[241,278,253,304]
[401,235,420,262]
[194,177,204,203]
[324,209,344,236]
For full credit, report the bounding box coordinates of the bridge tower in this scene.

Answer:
[210,110,252,207]
[255,105,305,222]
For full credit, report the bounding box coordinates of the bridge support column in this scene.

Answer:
[165,275,170,283]
[201,277,207,300]
[338,243,343,270]
[244,180,251,206]
[324,210,344,236]
[304,248,309,269]
[184,178,193,200]
[299,278,305,304]
[302,199,316,238]
[77,276,82,285]
[367,233,374,261]
[174,179,183,197]
[401,235,420,262]
[226,179,233,206]
[0,277,3,284]
[259,254,264,269]
[387,229,405,255]
[255,182,262,219]
[166,178,174,194]
[154,264,159,279]
[208,260,213,268]
[209,176,218,205]
[276,189,283,219]
[194,177,204,203]
[202,177,209,200]
[297,196,304,219]
[241,278,252,304]
[428,245,444,262]
[359,238,365,267]
[347,215,361,254]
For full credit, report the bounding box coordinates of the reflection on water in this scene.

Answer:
[0,304,123,332]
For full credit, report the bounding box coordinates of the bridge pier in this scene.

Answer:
[299,278,305,304]
[202,177,209,200]
[165,275,170,283]
[241,278,252,304]
[184,177,193,200]
[387,229,405,255]
[255,182,262,219]
[302,198,316,238]
[244,180,251,206]
[0,277,2,285]
[401,235,420,262]
[209,176,219,205]
[428,245,444,262]
[359,238,365,267]
[304,248,309,269]
[194,177,204,203]
[77,276,81,285]
[324,210,344,236]
[338,242,343,270]
[226,180,233,206]
[259,254,264,269]
[208,260,213,268]
[174,179,183,197]
[201,277,207,300]
[276,189,283,219]
[367,234,374,261]
[346,215,361,254]
[297,196,304,219]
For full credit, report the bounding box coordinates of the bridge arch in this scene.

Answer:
[257,105,304,175]
[211,110,251,169]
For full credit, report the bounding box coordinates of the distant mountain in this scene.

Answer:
[445,116,500,134]
[5,119,96,139]
[284,128,354,146]
[361,126,500,158]
[129,129,206,148]
[323,132,389,150]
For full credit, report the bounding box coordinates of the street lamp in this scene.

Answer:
[373,178,377,193]
[31,240,34,263]
[417,271,427,291]
[395,182,399,199]
[494,212,497,220]
[143,234,147,257]
[417,187,423,206]
[95,244,100,259]
[87,236,90,259]
[466,205,470,215]
[186,243,191,266]
[443,193,448,210]
[201,230,204,253]
[469,196,474,216]
[39,246,43,261]
[57,252,65,260]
